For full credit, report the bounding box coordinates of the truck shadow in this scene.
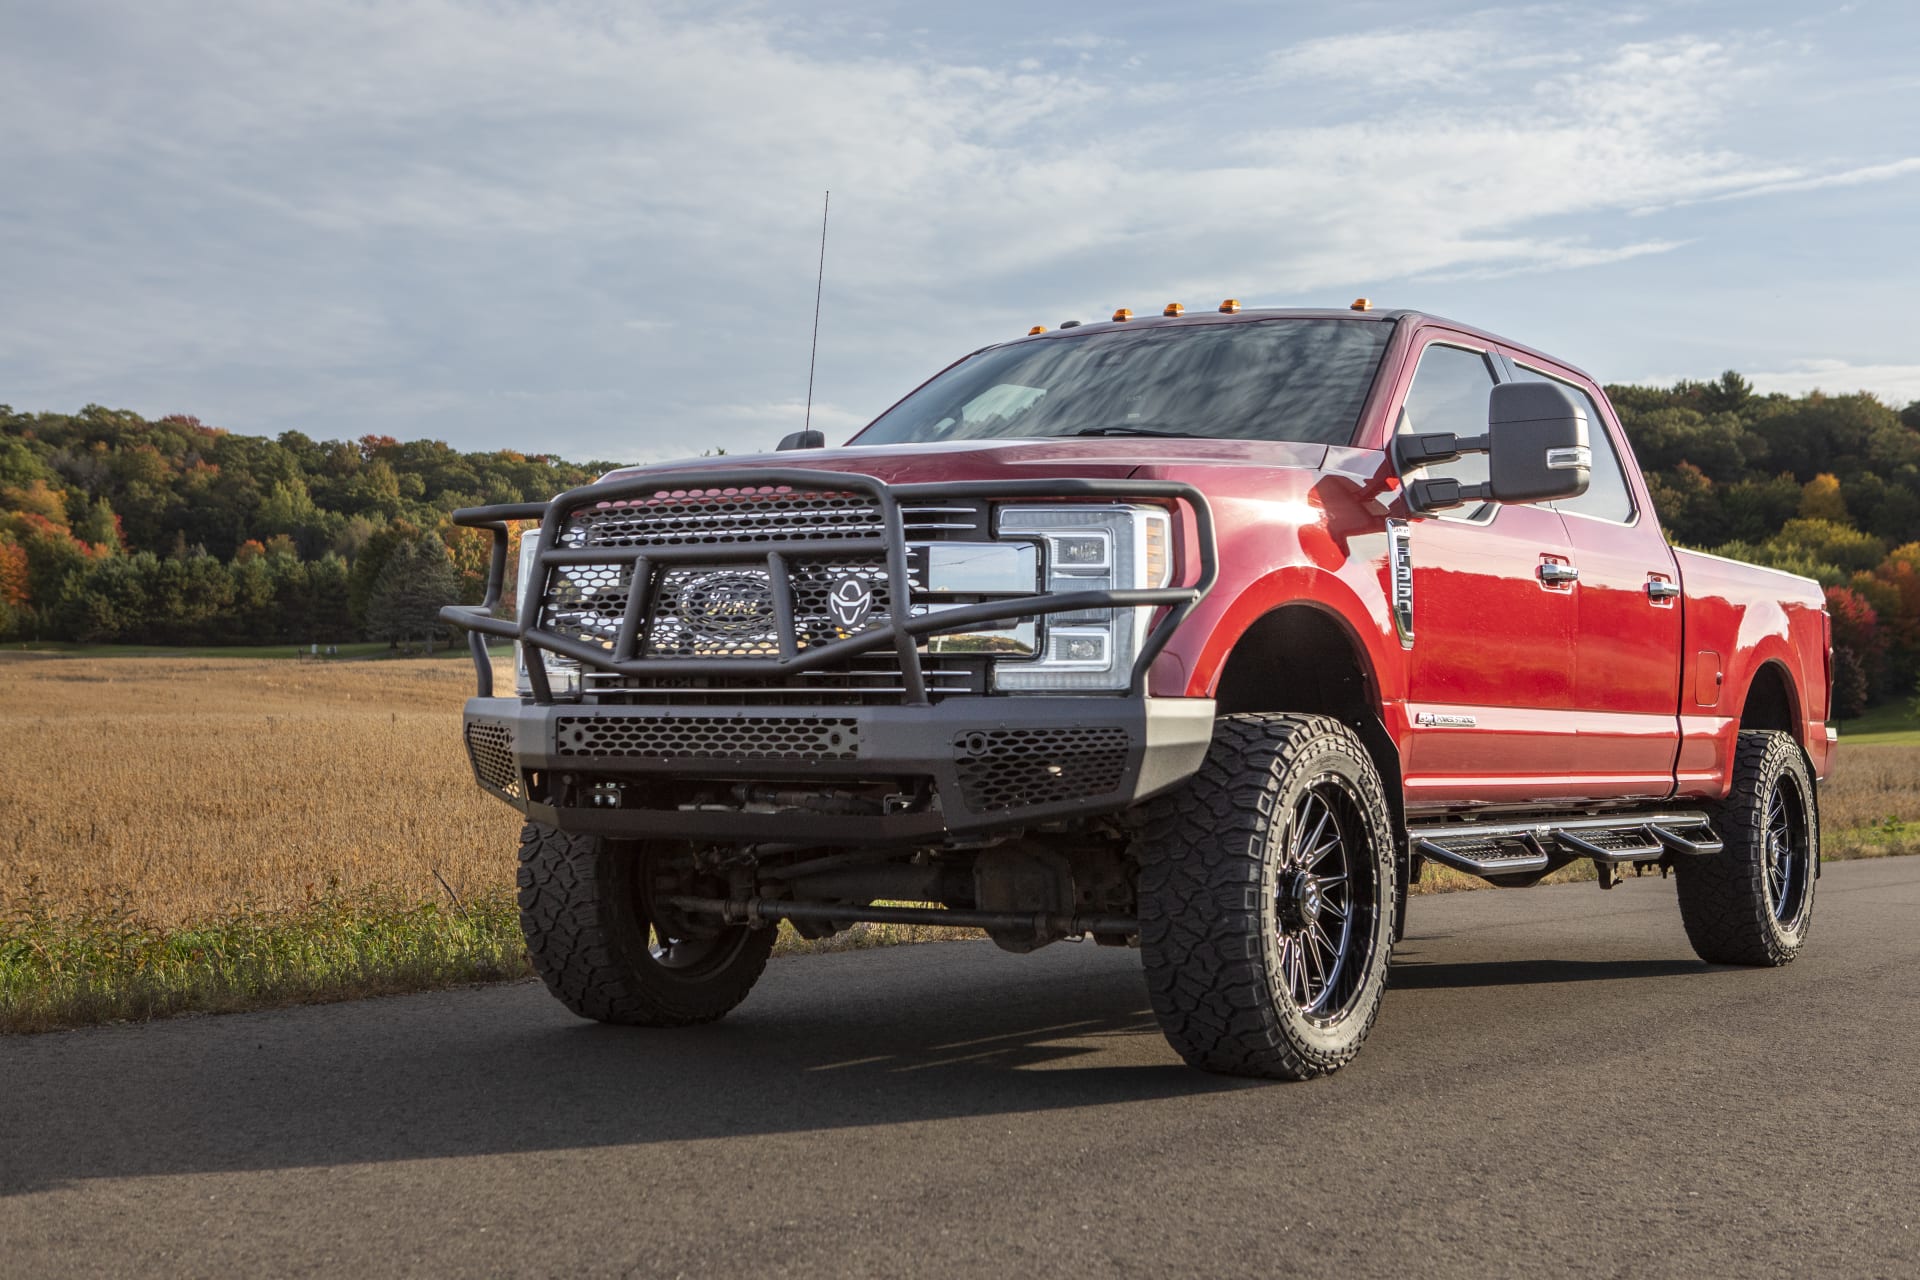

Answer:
[4,937,1730,1197]
[0,944,1254,1197]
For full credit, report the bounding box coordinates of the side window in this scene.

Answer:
[1398,343,1496,499]
[1511,365,1634,523]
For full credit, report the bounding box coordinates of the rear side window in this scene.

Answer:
[1398,343,1496,498]
[1511,364,1635,523]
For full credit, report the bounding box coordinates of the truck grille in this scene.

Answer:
[538,482,898,659]
[543,562,634,651]
[562,485,882,548]
[528,479,975,702]
[643,558,893,658]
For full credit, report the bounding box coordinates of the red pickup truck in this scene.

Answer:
[444,303,1834,1079]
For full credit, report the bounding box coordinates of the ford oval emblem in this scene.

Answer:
[828,574,876,629]
[681,571,775,638]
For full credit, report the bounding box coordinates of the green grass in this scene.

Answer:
[1825,820,1920,859]
[0,883,978,1034]
[1834,701,1920,746]
[4,640,505,661]
[0,882,531,1034]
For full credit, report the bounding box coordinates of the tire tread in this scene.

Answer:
[1139,713,1396,1080]
[1674,731,1816,967]
[516,823,772,1026]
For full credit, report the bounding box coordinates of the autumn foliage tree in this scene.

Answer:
[1,403,615,644]
[5,377,1919,682]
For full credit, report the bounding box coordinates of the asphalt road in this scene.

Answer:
[4,857,1918,1279]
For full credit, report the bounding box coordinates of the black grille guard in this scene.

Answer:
[439,468,1217,705]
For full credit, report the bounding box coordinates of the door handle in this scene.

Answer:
[1646,577,1680,602]
[1538,561,1579,586]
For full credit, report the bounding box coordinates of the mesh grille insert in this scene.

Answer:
[563,485,882,549]
[556,715,861,761]
[465,721,521,798]
[953,726,1130,813]
[642,559,892,658]
[542,562,632,650]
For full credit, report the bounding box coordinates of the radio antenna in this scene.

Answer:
[803,190,830,434]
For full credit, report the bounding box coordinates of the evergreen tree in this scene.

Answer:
[365,536,458,650]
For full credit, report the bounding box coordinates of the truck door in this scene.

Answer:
[1507,360,1683,800]
[1394,338,1578,811]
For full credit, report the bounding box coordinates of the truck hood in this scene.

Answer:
[597,436,1333,488]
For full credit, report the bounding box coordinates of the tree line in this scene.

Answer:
[0,405,612,649]
[1610,373,1920,717]
[4,382,1919,713]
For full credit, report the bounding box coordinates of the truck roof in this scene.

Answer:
[1007,306,1600,389]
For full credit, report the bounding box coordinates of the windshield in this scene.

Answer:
[853,317,1392,447]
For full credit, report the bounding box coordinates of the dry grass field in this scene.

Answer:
[1816,743,1920,832]
[0,653,518,923]
[2,652,1915,1029]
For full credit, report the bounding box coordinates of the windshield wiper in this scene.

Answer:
[1069,425,1197,438]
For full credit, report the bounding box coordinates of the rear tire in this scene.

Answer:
[1675,730,1818,966]
[1139,713,1398,1080]
[516,823,775,1025]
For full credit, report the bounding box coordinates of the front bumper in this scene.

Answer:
[463,695,1216,843]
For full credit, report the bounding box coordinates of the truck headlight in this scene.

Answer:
[515,535,581,698]
[992,505,1171,692]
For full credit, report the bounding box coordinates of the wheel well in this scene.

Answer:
[1213,606,1401,825]
[1740,661,1799,736]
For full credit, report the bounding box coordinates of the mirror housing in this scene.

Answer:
[1485,381,1590,503]
[1402,382,1591,514]
[777,429,826,451]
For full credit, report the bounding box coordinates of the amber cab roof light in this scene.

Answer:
[1163,302,1184,317]
[1219,298,1240,313]
[1351,297,1372,311]
[1028,325,1047,335]
[1111,307,1133,322]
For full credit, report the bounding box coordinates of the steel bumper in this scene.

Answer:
[462,696,1217,843]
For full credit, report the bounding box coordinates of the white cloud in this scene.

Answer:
[1633,157,1920,212]
[0,2,1911,461]
[1265,14,1582,92]
[1414,239,1691,283]
[1747,361,1920,409]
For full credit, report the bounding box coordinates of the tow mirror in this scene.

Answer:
[1399,382,1591,514]
[777,429,826,451]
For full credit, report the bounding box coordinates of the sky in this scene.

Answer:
[2,0,1917,465]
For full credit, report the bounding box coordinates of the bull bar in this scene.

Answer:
[437,468,1220,840]
[438,468,1217,703]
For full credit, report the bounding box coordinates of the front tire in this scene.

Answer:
[516,823,775,1025]
[1675,730,1818,966]
[1139,714,1398,1080]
